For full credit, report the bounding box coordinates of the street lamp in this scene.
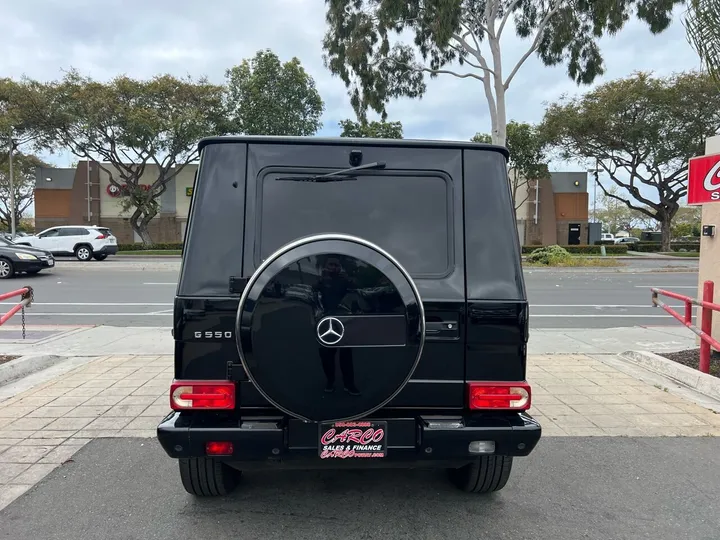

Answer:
[587,162,601,223]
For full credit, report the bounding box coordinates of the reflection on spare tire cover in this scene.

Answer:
[236,234,425,423]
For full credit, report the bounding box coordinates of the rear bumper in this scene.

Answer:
[157,411,541,469]
[96,245,118,255]
[14,257,54,272]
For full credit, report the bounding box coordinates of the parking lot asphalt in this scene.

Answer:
[0,258,700,328]
[1,436,718,540]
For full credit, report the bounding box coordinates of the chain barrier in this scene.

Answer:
[0,286,34,339]
[20,287,34,340]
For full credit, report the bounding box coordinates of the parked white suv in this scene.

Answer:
[17,226,118,261]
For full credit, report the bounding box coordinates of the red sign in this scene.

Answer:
[688,153,720,204]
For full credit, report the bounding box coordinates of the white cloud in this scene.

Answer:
[1,0,700,174]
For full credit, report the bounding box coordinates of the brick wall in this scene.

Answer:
[100,215,181,244]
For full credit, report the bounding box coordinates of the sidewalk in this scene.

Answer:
[0,324,700,357]
[1,322,719,510]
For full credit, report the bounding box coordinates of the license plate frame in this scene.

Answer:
[318,420,388,459]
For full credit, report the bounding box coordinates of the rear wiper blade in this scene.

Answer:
[276,161,386,182]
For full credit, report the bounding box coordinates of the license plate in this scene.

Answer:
[319,420,387,459]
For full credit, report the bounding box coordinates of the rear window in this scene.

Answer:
[257,171,453,276]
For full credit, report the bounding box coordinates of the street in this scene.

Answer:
[1,437,718,540]
[0,258,700,329]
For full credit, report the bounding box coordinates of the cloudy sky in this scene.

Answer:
[2,0,701,172]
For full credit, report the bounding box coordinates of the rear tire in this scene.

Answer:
[178,457,240,497]
[448,455,514,494]
[75,245,92,261]
[93,254,108,261]
[0,258,14,279]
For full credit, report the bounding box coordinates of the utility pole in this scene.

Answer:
[588,160,601,223]
[8,138,15,240]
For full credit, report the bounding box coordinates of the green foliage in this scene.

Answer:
[540,71,720,251]
[118,243,183,251]
[339,119,403,138]
[225,49,324,136]
[0,78,43,149]
[25,70,227,244]
[685,0,720,83]
[526,245,573,265]
[0,152,48,227]
[671,206,702,238]
[522,245,628,255]
[322,0,680,138]
[472,121,549,209]
[632,242,700,253]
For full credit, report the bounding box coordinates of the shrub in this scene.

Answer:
[526,245,573,265]
[594,240,616,245]
[632,242,699,253]
[118,243,183,251]
[522,245,628,255]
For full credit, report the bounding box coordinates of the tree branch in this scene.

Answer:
[377,56,485,81]
[503,1,563,90]
[498,0,524,38]
[450,32,495,76]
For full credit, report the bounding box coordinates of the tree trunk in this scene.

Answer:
[660,216,672,252]
[494,85,507,147]
[129,207,156,246]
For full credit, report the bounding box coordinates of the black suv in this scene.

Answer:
[157,136,541,496]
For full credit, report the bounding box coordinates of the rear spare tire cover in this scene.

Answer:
[236,234,425,423]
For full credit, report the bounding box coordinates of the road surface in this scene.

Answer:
[0,258,700,328]
[0,437,717,540]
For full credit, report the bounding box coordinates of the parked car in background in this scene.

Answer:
[614,236,640,245]
[15,226,118,261]
[601,233,614,242]
[0,236,55,279]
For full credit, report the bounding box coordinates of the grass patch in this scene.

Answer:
[524,258,621,267]
[660,252,699,257]
[117,250,182,256]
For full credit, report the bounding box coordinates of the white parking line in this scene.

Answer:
[0,302,172,306]
[533,314,670,318]
[531,304,676,308]
[635,285,697,289]
[23,312,173,316]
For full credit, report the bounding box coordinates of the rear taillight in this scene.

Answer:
[170,380,235,410]
[206,441,234,456]
[467,382,531,411]
[95,234,106,239]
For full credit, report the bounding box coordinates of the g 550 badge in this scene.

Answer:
[194,331,233,339]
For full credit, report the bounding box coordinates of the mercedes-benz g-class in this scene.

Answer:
[157,136,541,496]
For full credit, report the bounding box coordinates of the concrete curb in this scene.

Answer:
[0,354,63,386]
[619,350,720,401]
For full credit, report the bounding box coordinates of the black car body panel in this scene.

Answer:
[162,136,537,474]
[0,240,55,275]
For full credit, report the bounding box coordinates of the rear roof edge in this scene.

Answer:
[197,135,509,159]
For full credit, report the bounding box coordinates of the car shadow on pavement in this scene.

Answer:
[1,437,719,540]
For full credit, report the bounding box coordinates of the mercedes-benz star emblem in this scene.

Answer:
[316,316,345,345]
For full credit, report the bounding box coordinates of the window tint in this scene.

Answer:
[59,228,87,236]
[40,229,60,238]
[258,172,452,275]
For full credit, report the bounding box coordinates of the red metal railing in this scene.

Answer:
[0,287,33,328]
[651,280,720,374]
